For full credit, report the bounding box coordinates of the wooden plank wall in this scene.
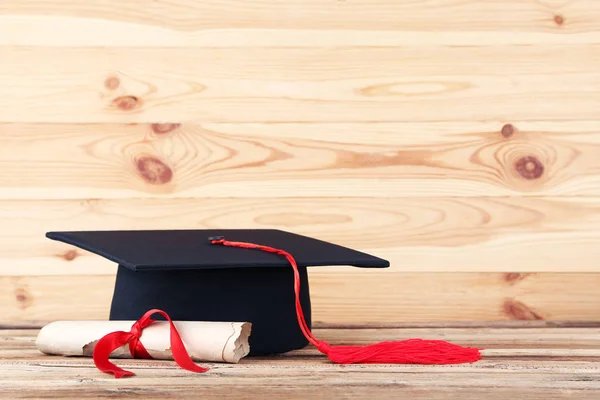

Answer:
[1,0,599,326]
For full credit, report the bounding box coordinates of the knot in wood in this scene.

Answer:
[113,95,140,111]
[501,124,515,138]
[151,123,180,135]
[136,156,173,185]
[515,156,544,180]
[104,76,120,90]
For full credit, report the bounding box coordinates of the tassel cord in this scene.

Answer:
[210,238,482,365]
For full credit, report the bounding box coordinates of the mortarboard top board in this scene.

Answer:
[46,229,390,356]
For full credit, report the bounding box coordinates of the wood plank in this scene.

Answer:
[1,48,599,123]
[3,355,600,370]
[0,386,593,400]
[2,363,599,394]
[1,0,600,47]
[2,121,600,198]
[3,45,597,78]
[2,327,600,399]
[2,273,599,325]
[8,325,600,362]
[8,320,600,330]
[6,326,600,356]
[2,196,600,274]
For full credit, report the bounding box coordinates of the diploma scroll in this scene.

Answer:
[36,320,252,364]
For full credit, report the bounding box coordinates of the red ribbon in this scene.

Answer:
[92,308,209,378]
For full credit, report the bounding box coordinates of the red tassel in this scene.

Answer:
[317,339,482,365]
[210,238,483,365]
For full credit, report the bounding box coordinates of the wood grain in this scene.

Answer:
[1,196,600,274]
[7,325,600,355]
[2,121,600,198]
[0,386,584,400]
[1,47,599,123]
[1,0,600,47]
[2,327,600,399]
[2,273,599,325]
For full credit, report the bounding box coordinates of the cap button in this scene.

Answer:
[208,236,225,242]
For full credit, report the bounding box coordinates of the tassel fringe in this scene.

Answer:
[319,339,482,364]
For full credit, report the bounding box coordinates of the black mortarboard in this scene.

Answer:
[45,229,390,356]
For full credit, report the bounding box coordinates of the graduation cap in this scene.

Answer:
[46,229,481,378]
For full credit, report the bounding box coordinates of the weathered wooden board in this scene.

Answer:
[1,47,599,122]
[6,325,600,354]
[1,196,600,273]
[0,384,593,400]
[2,273,599,325]
[2,326,600,399]
[1,122,600,198]
[1,0,599,47]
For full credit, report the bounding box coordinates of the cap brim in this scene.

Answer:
[46,229,390,271]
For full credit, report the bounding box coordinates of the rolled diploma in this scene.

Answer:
[36,320,252,364]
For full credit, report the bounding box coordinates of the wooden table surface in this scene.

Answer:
[2,322,600,399]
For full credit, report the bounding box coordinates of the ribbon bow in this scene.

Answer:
[93,308,209,378]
